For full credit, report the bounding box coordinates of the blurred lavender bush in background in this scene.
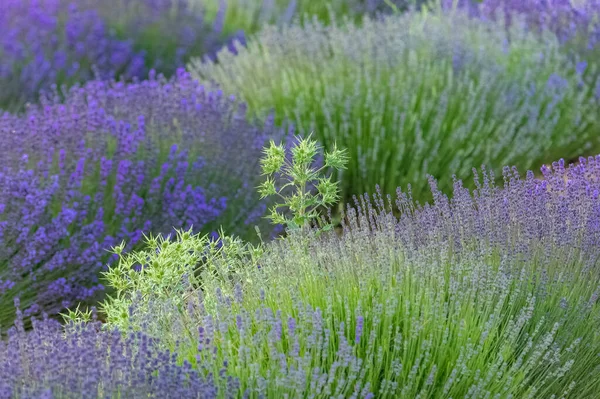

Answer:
[192,8,600,204]
[0,0,242,111]
[452,0,600,52]
[3,0,598,111]
[91,0,246,71]
[0,69,280,327]
[187,0,430,37]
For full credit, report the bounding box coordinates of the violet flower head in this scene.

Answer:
[354,315,364,344]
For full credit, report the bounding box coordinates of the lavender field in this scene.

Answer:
[1,0,600,398]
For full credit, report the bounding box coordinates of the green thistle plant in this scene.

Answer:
[258,134,348,231]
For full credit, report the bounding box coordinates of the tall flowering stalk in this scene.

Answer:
[0,70,281,327]
[191,8,600,204]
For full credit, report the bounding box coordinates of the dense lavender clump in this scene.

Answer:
[0,69,281,327]
[102,154,600,397]
[0,0,241,110]
[0,301,229,399]
[191,9,600,204]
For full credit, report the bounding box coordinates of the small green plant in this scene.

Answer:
[258,134,349,231]
[99,228,264,334]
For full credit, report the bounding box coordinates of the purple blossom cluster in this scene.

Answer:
[0,0,241,110]
[0,69,281,327]
[340,155,600,265]
[0,301,229,399]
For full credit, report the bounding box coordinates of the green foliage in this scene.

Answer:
[99,228,263,334]
[60,303,95,325]
[191,9,600,203]
[99,136,345,337]
[258,134,348,230]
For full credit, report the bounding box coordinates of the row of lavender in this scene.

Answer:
[7,0,599,112]
[192,5,600,204]
[0,0,423,112]
[0,0,600,396]
[2,148,600,397]
[1,0,600,340]
[4,0,600,112]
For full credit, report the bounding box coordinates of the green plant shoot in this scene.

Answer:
[258,134,348,231]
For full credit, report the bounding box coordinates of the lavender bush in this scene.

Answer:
[0,69,281,327]
[452,0,600,52]
[0,0,240,111]
[0,300,229,398]
[100,145,600,397]
[191,8,600,204]
[90,0,245,72]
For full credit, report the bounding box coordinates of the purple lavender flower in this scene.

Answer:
[354,315,364,344]
[0,70,280,327]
